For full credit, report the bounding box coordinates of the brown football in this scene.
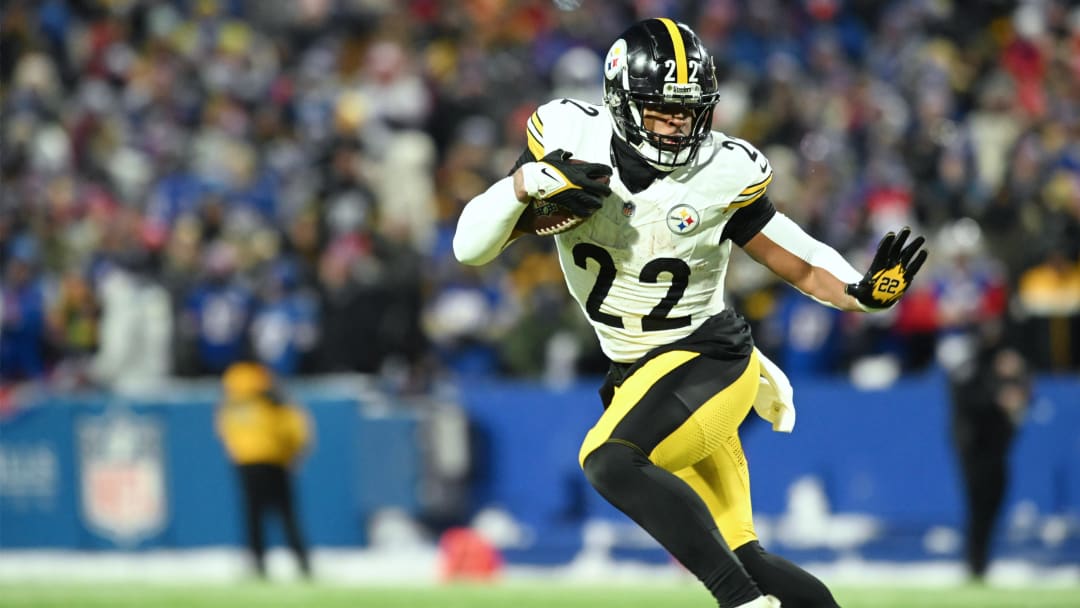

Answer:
[514,198,587,236]
[513,159,606,236]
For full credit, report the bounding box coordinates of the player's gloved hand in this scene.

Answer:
[845,226,928,311]
[520,149,612,218]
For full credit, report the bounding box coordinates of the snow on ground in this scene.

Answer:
[0,547,1077,588]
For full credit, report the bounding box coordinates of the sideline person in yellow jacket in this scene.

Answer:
[216,361,312,579]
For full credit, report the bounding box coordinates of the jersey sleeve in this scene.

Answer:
[716,135,773,209]
[509,105,550,175]
[712,136,777,244]
[509,98,603,175]
[722,195,777,246]
[525,106,546,160]
[730,170,773,207]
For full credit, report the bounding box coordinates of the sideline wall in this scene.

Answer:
[1,373,1077,563]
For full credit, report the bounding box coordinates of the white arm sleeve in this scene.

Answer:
[453,176,526,266]
[759,212,864,308]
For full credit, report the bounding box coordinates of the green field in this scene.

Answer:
[2,582,1079,608]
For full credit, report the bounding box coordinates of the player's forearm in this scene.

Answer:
[453,176,527,265]
[786,264,864,311]
[754,213,866,311]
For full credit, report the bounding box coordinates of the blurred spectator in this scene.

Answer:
[215,361,312,579]
[87,249,173,396]
[371,131,438,255]
[0,237,49,383]
[1015,244,1080,371]
[497,247,599,381]
[313,238,379,373]
[895,218,1008,371]
[250,258,320,376]
[943,318,1032,582]
[177,241,254,376]
[760,283,846,378]
[46,267,100,385]
[1,0,1079,387]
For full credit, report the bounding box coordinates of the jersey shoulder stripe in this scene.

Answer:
[526,111,544,158]
[730,172,773,207]
[695,133,774,209]
[523,98,610,163]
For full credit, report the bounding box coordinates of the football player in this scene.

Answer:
[454,18,926,608]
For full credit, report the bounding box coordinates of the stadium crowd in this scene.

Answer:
[2,0,1079,397]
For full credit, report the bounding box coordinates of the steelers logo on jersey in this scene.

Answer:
[667,204,700,234]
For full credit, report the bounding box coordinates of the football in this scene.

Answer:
[514,159,609,236]
[514,198,587,236]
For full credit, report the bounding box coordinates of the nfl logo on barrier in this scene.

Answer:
[78,405,167,547]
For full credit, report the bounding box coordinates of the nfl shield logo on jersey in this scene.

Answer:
[667,204,700,234]
[78,405,167,547]
[622,202,636,217]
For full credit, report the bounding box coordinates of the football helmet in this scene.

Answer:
[603,18,720,169]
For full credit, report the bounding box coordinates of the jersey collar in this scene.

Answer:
[610,135,670,194]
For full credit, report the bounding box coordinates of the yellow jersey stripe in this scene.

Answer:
[658,18,687,84]
[530,111,543,136]
[526,119,543,145]
[526,129,544,159]
[737,173,773,197]
[729,188,768,209]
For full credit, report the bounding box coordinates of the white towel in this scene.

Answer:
[752,347,796,433]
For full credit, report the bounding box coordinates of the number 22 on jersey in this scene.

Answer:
[573,243,692,332]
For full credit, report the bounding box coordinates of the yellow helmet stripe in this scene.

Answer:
[657,18,687,84]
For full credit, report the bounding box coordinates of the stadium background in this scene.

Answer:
[1,0,1079,595]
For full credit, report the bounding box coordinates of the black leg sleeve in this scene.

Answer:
[961,447,1009,578]
[734,541,840,608]
[239,465,267,576]
[274,469,311,577]
[583,442,761,607]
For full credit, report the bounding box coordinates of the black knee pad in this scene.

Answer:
[582,441,647,497]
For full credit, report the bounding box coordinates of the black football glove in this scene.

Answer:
[845,226,928,311]
[521,149,612,218]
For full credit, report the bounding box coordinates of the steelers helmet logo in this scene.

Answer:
[604,39,627,80]
[667,204,700,234]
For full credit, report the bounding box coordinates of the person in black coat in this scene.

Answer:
[947,318,1031,581]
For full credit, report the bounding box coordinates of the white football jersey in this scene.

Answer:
[525,98,774,363]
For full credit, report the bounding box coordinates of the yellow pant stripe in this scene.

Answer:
[578,350,700,467]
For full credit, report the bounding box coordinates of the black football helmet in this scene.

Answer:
[602,18,720,169]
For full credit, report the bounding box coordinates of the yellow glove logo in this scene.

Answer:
[871,265,907,305]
